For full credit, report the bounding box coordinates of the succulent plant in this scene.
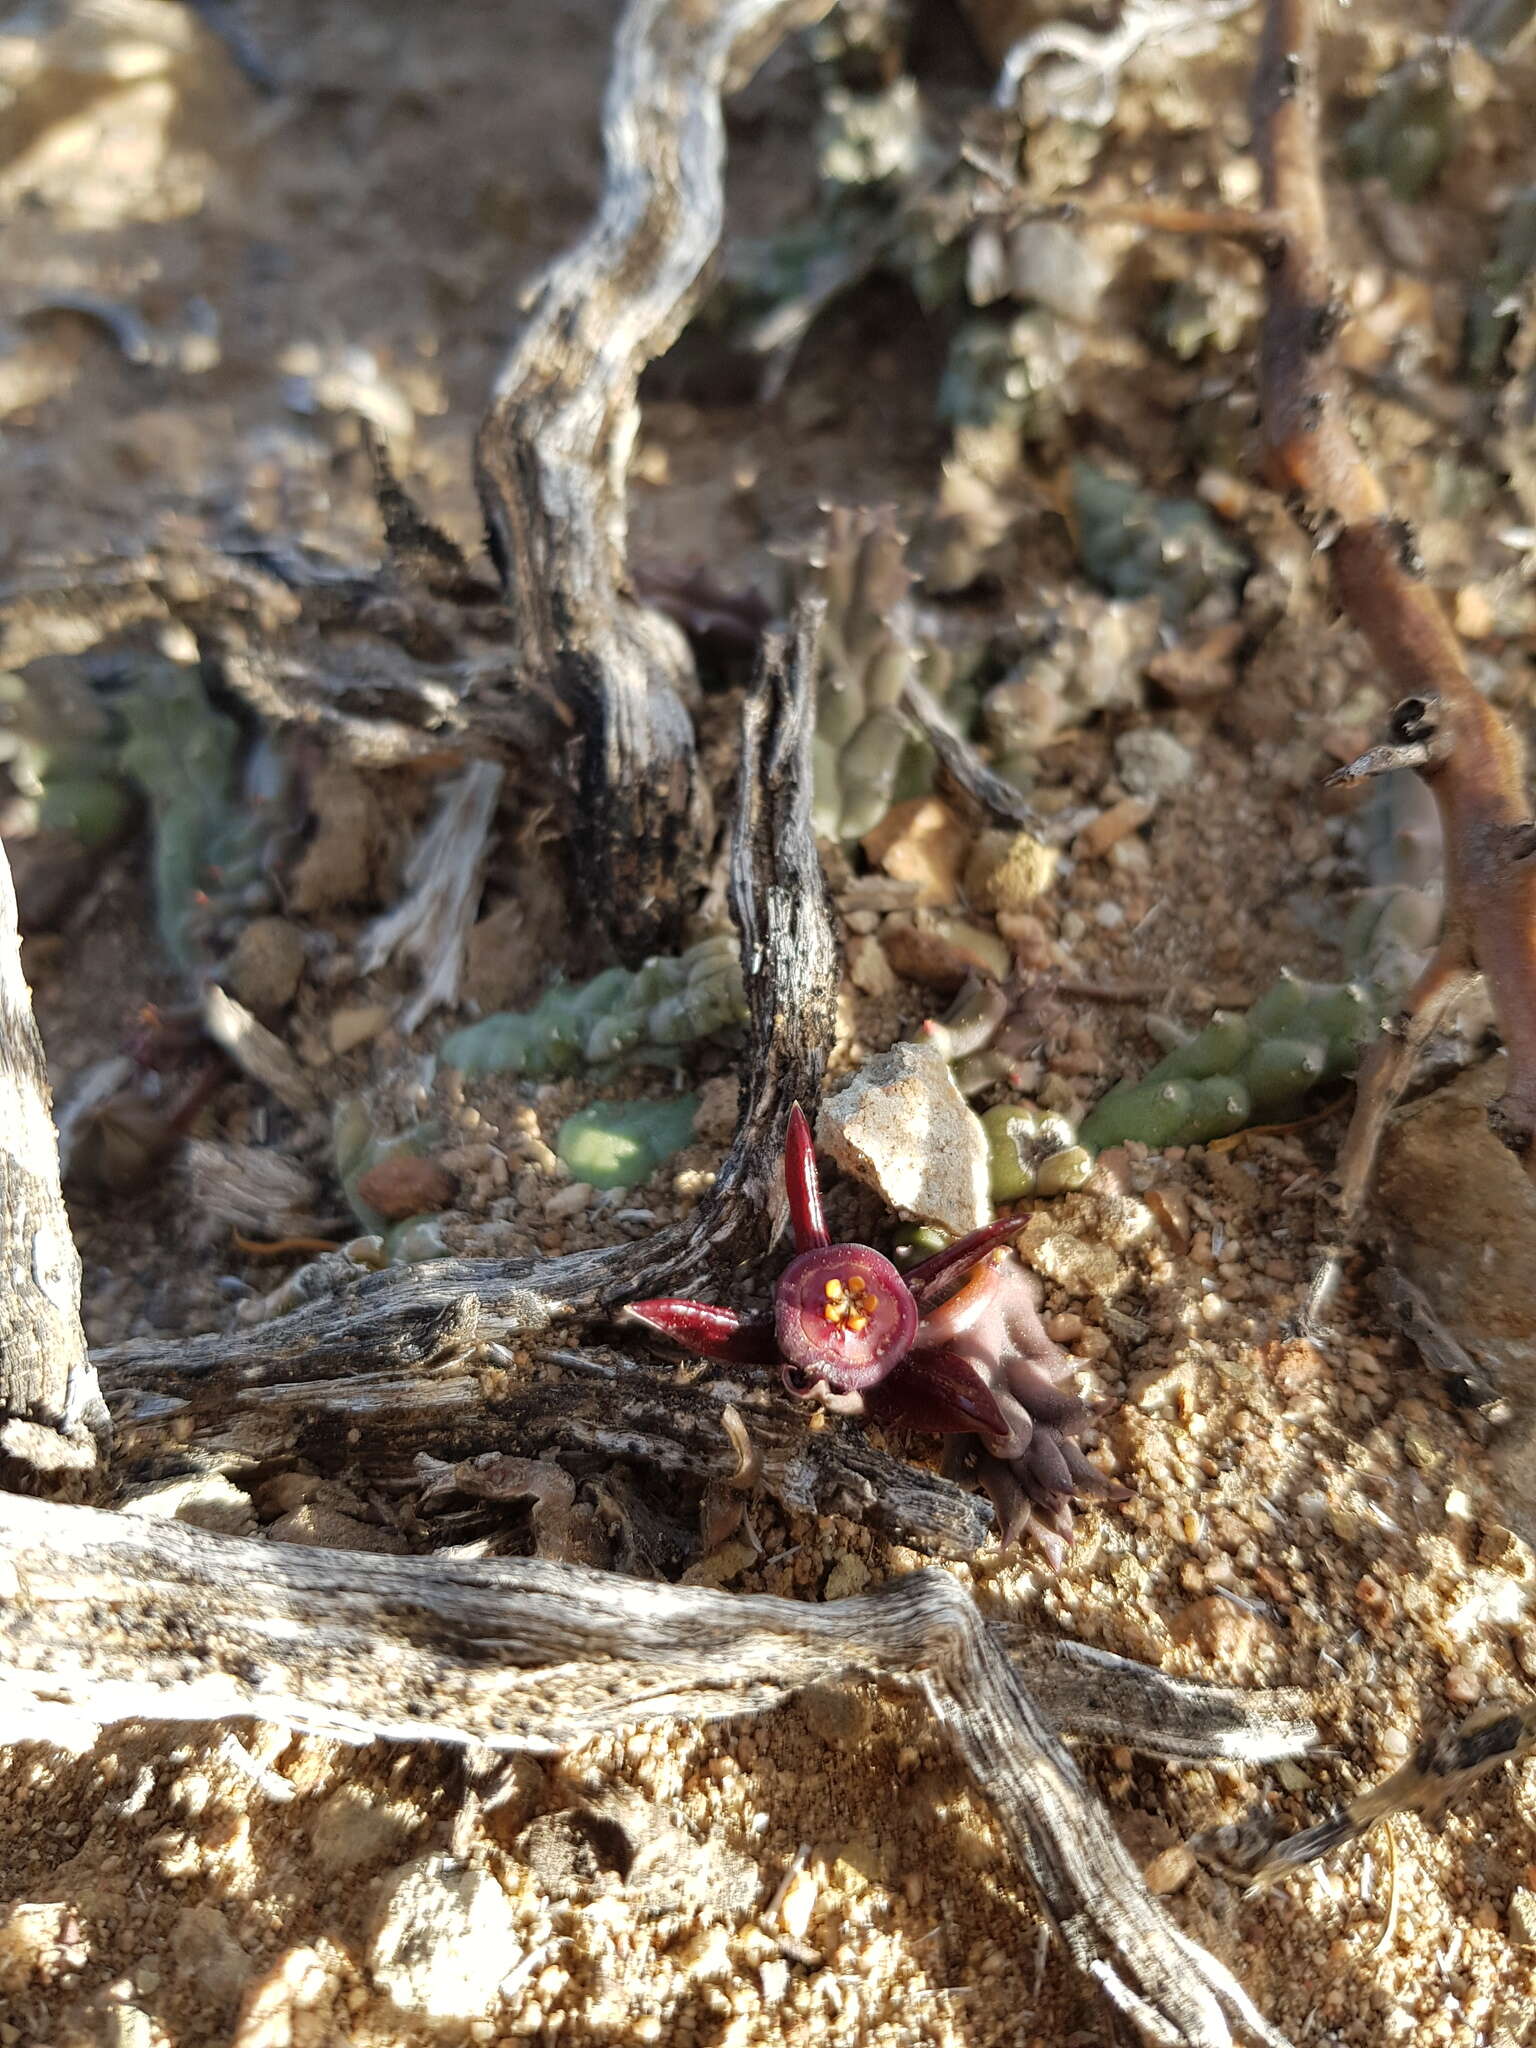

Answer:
[938,309,1074,448]
[1,650,284,972]
[626,1105,1123,1560]
[334,1096,451,1261]
[437,936,746,1080]
[809,506,960,841]
[1343,59,1461,203]
[981,591,1161,788]
[1080,770,1445,1155]
[980,1102,1094,1200]
[1070,462,1248,623]
[1077,972,1380,1153]
[1464,185,1536,384]
[0,661,134,850]
[556,1094,700,1191]
[115,655,279,973]
[909,980,1091,1202]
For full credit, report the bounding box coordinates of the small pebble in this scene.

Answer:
[1073,797,1155,859]
[777,1869,818,1942]
[1142,1845,1196,1895]
[1114,729,1195,798]
[328,1003,392,1054]
[1444,1663,1481,1708]
[228,917,307,1013]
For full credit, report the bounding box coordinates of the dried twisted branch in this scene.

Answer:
[0,837,109,1482]
[104,1356,997,1561]
[474,0,834,958]
[0,1494,1297,2047]
[0,0,834,953]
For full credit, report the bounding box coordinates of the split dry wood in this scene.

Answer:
[0,837,107,1481]
[474,0,834,958]
[104,1356,997,1561]
[0,1494,1298,2048]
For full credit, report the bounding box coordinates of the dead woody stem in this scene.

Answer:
[1249,0,1536,1222]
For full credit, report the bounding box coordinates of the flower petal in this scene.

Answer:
[905,1218,1025,1308]
[784,1102,830,1252]
[624,1299,779,1364]
[1057,1437,1131,1501]
[867,1347,1011,1438]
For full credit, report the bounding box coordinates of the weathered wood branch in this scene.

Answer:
[997,1629,1315,1769]
[94,612,839,1391]
[1248,0,1536,1203]
[474,0,834,960]
[0,1495,1294,2047]
[0,836,108,1482]
[104,1355,995,1559]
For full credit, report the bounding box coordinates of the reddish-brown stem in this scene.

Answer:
[1249,0,1536,1183]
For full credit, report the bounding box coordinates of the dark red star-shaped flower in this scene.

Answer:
[626,1105,1125,1559]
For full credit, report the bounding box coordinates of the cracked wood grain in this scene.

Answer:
[0,835,107,1480]
[474,0,835,960]
[0,1495,1294,2047]
[104,1356,996,1560]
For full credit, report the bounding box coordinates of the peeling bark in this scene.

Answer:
[0,837,108,1481]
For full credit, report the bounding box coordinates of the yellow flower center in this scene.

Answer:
[822,1271,876,1334]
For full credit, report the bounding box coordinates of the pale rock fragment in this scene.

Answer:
[846,931,897,997]
[328,1003,392,1055]
[1018,1209,1125,1298]
[861,796,968,906]
[229,917,307,1013]
[1114,728,1195,798]
[267,1504,407,1554]
[308,1786,415,1873]
[817,1039,991,1234]
[1141,1845,1196,1895]
[171,1905,251,2006]
[1073,796,1154,860]
[369,1857,523,2023]
[119,1473,256,1536]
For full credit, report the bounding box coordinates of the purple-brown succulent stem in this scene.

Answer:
[905,1219,1025,1309]
[623,1300,779,1365]
[783,1102,830,1253]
